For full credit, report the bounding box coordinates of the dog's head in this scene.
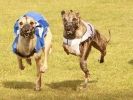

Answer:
[61,10,81,39]
[18,15,36,39]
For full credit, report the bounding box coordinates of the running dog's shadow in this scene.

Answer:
[46,80,98,91]
[2,81,34,89]
[128,59,133,65]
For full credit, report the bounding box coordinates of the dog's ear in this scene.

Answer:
[70,10,73,12]
[23,15,28,19]
[76,12,80,18]
[61,10,65,16]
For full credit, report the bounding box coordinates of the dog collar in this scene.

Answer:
[15,49,36,58]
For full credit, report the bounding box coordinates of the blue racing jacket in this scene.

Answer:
[12,11,49,54]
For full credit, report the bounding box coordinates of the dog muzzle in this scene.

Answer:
[20,24,35,39]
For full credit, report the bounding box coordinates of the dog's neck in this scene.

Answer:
[75,20,87,38]
[17,35,36,55]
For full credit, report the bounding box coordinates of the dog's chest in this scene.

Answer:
[17,37,36,55]
[64,38,81,55]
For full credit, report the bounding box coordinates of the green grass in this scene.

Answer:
[0,0,133,100]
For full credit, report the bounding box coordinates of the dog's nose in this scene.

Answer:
[22,24,31,33]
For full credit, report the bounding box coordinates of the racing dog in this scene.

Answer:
[61,10,110,88]
[12,12,52,91]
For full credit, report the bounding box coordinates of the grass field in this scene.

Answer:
[0,0,133,100]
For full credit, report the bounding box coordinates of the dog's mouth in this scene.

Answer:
[24,33,33,38]
[20,24,35,39]
[21,29,35,39]
[64,27,77,39]
[64,32,76,39]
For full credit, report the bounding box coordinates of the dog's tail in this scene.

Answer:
[107,30,111,43]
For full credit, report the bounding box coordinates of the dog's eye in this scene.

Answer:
[19,22,23,26]
[63,18,67,22]
[30,21,34,26]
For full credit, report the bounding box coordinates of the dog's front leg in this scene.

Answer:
[63,43,78,56]
[17,56,25,70]
[62,44,70,55]
[40,28,52,73]
[79,40,92,89]
[35,56,42,91]
[92,30,107,63]
[40,43,52,73]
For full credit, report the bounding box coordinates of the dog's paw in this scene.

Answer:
[100,59,104,63]
[98,59,104,63]
[34,87,41,91]
[19,65,25,70]
[26,59,32,65]
[40,66,48,73]
[80,82,88,88]
[76,83,88,91]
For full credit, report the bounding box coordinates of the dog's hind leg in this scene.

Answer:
[100,48,106,63]
[92,41,106,63]
[17,56,25,70]
[92,30,107,63]
[79,40,92,88]
[26,58,32,65]
[35,56,42,91]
